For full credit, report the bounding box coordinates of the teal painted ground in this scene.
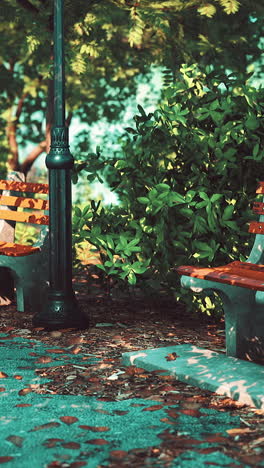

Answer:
[0,334,257,467]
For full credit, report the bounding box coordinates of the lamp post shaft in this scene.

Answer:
[33,0,87,329]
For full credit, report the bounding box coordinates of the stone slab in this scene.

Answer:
[121,345,264,409]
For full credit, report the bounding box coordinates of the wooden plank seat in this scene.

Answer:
[177,182,264,359]
[0,242,40,257]
[0,172,49,312]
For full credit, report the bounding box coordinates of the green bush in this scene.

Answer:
[72,64,264,314]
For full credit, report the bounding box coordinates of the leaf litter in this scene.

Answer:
[0,269,263,467]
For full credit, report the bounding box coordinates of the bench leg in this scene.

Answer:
[15,275,48,313]
[180,275,256,359]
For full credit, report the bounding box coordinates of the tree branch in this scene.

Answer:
[20,140,47,174]
[16,0,39,14]
[6,121,20,172]
[16,93,28,120]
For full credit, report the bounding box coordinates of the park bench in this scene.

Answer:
[0,172,49,312]
[177,182,264,359]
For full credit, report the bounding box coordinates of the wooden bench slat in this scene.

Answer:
[248,221,264,234]
[0,180,49,194]
[256,182,264,194]
[0,195,49,210]
[252,202,264,215]
[177,261,264,291]
[0,209,49,225]
[0,241,40,257]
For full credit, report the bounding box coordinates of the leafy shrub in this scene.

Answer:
[72,64,264,314]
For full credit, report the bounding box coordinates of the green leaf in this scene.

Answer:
[245,114,259,130]
[222,205,234,221]
[127,270,137,285]
[199,192,209,201]
[137,104,146,116]
[137,197,148,205]
[253,143,259,158]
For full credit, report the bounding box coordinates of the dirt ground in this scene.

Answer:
[0,267,264,467]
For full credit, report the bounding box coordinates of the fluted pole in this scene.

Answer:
[33,0,88,329]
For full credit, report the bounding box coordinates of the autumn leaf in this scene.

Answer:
[109,450,128,460]
[35,356,53,364]
[15,403,32,407]
[179,408,203,417]
[142,405,163,411]
[13,375,23,380]
[70,345,82,354]
[226,427,252,436]
[6,435,24,448]
[79,426,110,432]
[30,422,60,432]
[61,441,81,449]
[0,457,14,463]
[42,438,64,448]
[198,3,216,17]
[0,372,8,378]
[165,352,179,361]
[60,416,79,425]
[85,438,110,445]
[18,388,32,396]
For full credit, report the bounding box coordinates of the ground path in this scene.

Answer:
[0,271,263,467]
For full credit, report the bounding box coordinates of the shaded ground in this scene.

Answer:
[0,268,263,467]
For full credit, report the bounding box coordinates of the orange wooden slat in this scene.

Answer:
[248,221,264,234]
[0,209,49,225]
[0,241,40,257]
[256,182,264,194]
[0,195,49,210]
[0,180,49,194]
[177,261,264,291]
[252,202,264,214]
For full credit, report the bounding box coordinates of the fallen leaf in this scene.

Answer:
[226,428,252,436]
[109,450,128,460]
[46,349,65,354]
[70,346,82,355]
[13,375,23,380]
[250,436,264,447]
[198,447,221,454]
[93,409,111,415]
[30,422,60,432]
[67,337,84,345]
[43,438,64,448]
[15,404,32,407]
[35,356,53,364]
[6,435,24,448]
[142,405,163,412]
[85,438,109,445]
[166,409,179,419]
[18,388,32,396]
[49,331,62,338]
[178,409,203,418]
[61,442,80,449]
[69,463,87,468]
[0,372,8,378]
[60,416,79,425]
[79,426,110,432]
[0,387,5,392]
[113,410,128,415]
[165,352,179,361]
[0,457,14,463]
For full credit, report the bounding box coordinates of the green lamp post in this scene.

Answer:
[33,0,88,329]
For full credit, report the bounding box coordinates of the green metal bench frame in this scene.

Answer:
[177,183,264,359]
[0,172,49,313]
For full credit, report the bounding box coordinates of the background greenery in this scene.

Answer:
[0,0,263,315]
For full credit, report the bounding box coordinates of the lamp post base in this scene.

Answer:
[33,290,89,330]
